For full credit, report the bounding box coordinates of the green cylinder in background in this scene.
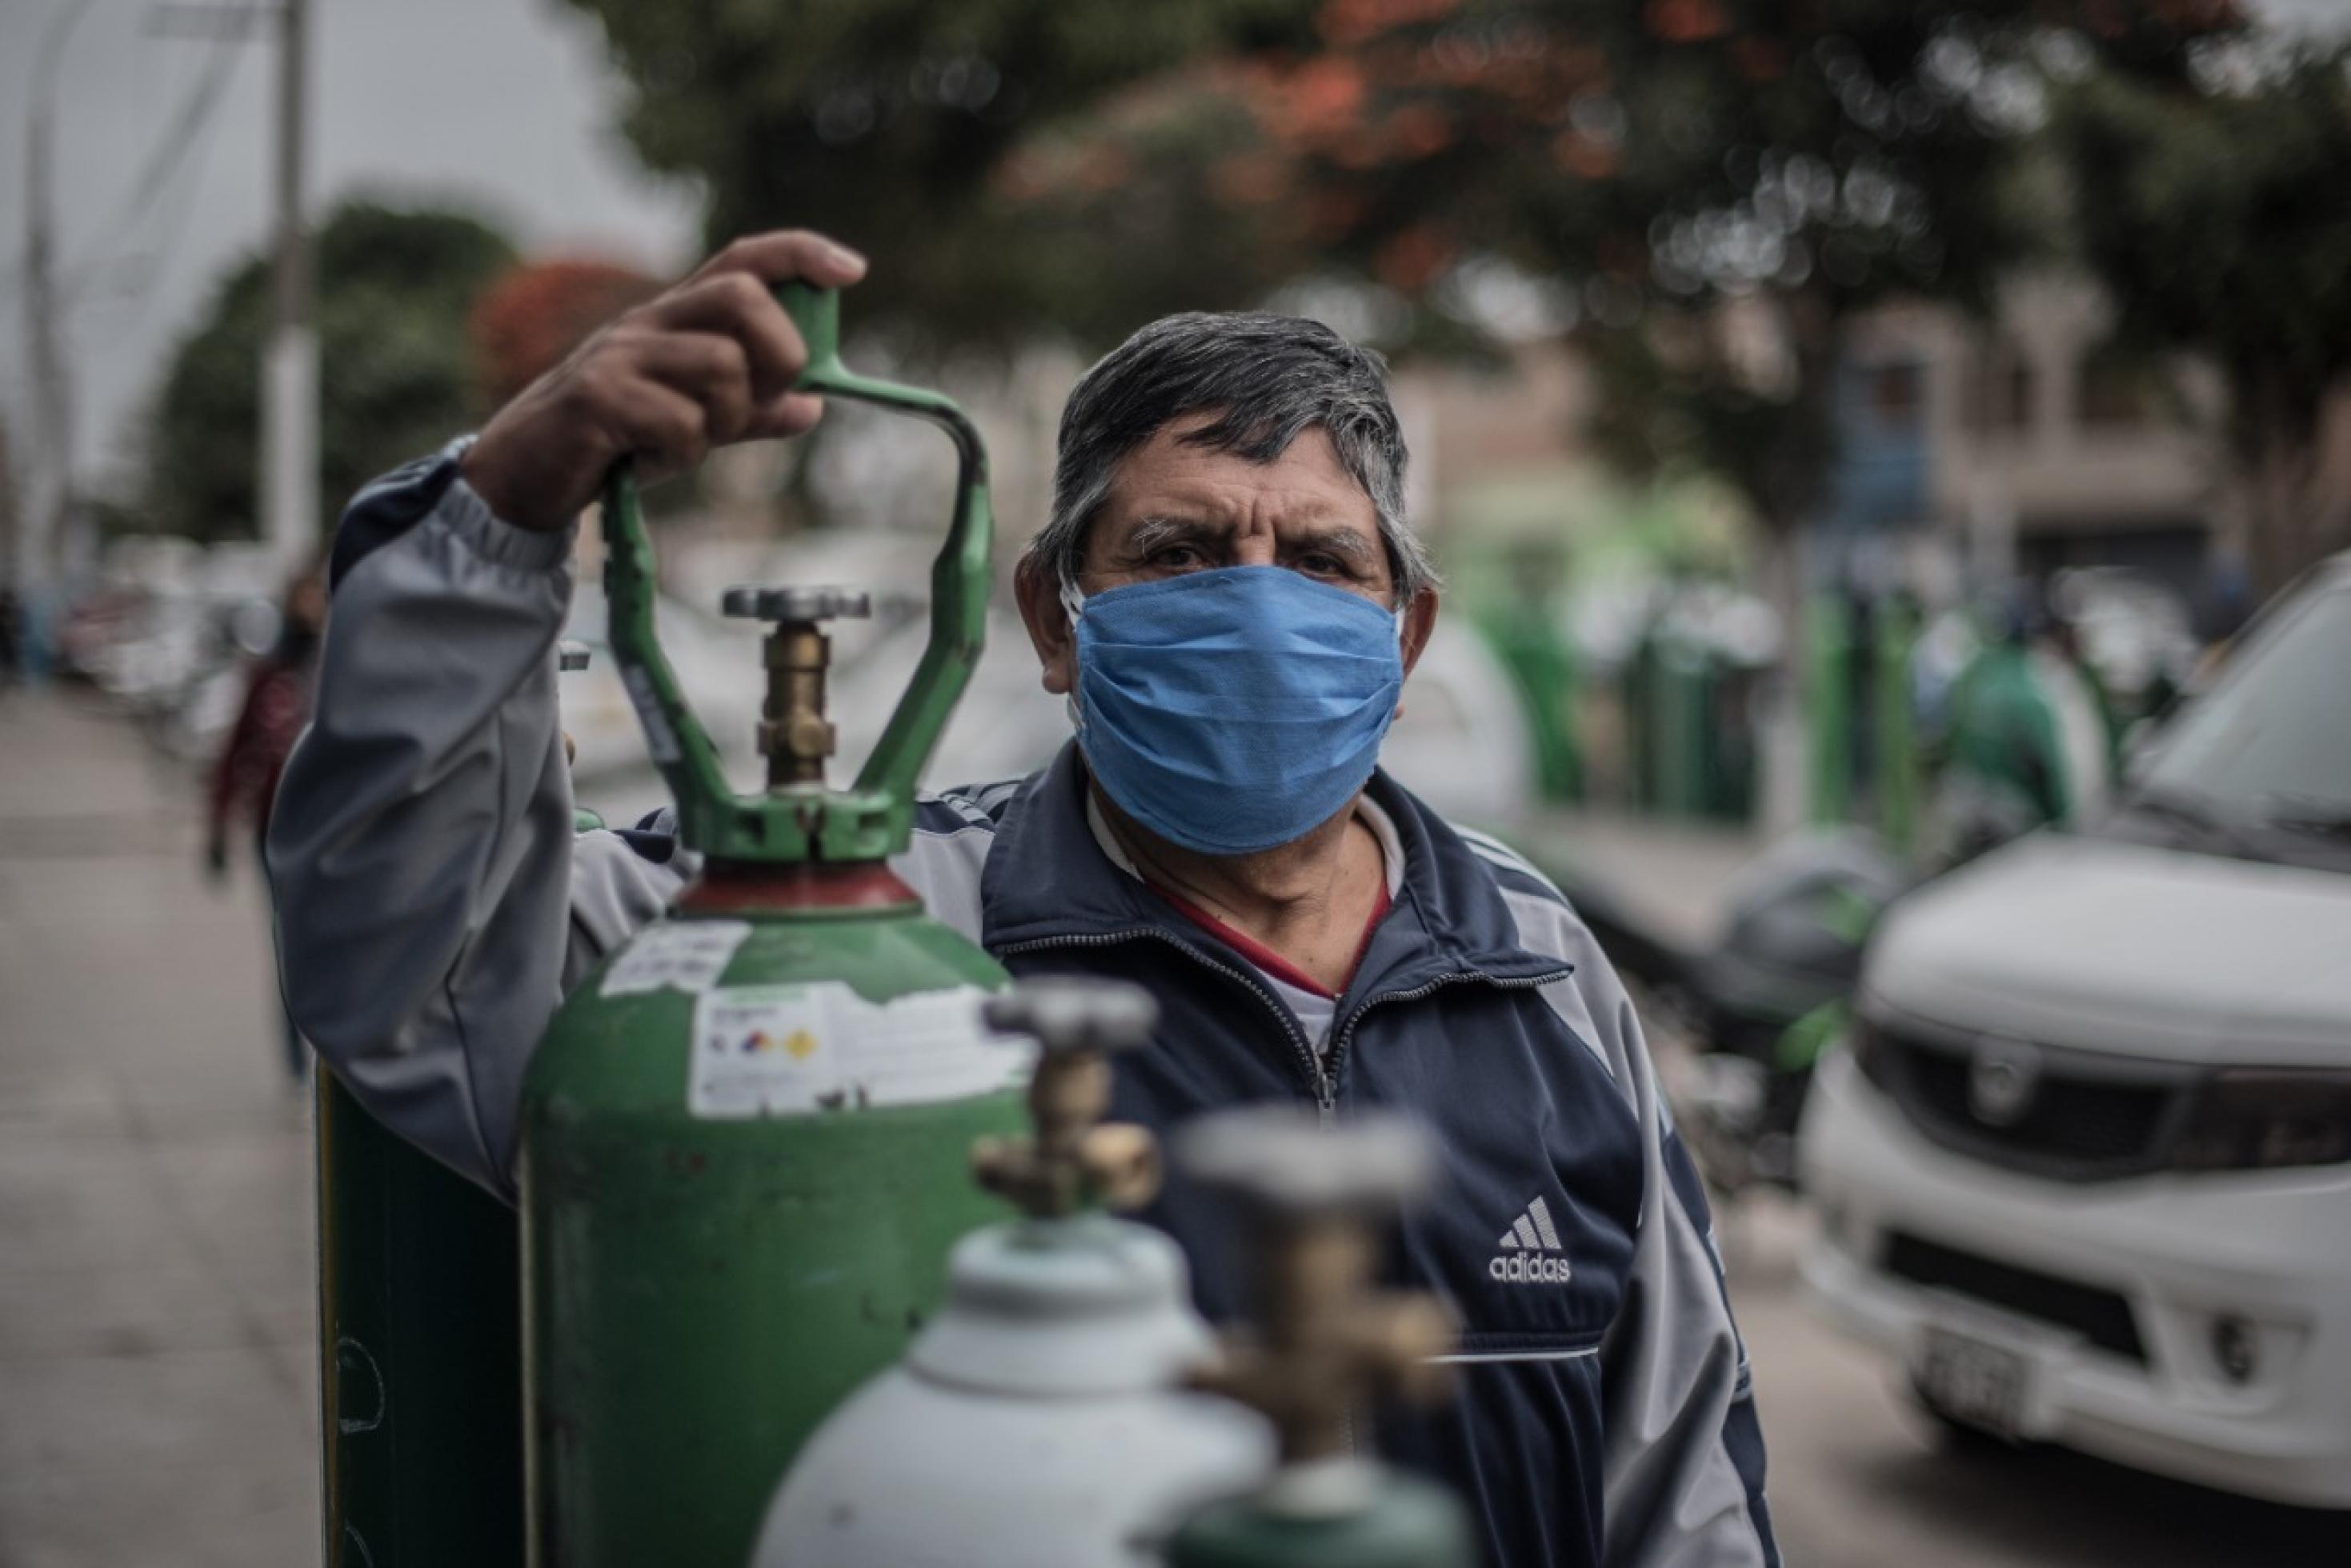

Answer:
[316,1070,523,1567]
[1872,598,1920,857]
[1803,594,1852,826]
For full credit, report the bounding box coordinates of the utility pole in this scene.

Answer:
[20,0,97,602]
[262,0,315,569]
[145,1,312,565]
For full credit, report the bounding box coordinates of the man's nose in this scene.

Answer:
[1231,536,1280,568]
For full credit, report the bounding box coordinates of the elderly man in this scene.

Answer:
[270,233,1776,1567]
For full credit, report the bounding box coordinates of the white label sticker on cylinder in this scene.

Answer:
[600,920,752,998]
[688,982,1024,1118]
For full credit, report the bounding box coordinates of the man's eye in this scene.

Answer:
[1151,545,1205,568]
[1299,554,1348,576]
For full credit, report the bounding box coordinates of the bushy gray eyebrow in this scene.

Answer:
[1119,514,1376,563]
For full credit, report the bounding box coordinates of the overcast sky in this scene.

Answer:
[0,0,700,498]
[3,0,2341,505]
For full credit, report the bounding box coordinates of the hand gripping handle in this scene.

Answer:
[598,282,994,864]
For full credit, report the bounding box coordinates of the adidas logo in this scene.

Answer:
[1488,1196,1572,1285]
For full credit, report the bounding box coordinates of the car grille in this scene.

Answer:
[1884,1232,2148,1364]
[1866,1024,2197,1181]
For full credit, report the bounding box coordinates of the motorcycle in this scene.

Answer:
[1536,828,1910,1203]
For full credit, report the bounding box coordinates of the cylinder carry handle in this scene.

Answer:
[598,283,993,863]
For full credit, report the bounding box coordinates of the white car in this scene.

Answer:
[1800,555,2351,1508]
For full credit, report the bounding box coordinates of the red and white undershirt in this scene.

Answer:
[1085,794,1404,1059]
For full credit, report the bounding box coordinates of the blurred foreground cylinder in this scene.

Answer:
[1163,1108,1475,1568]
[753,979,1273,1566]
[753,1213,1271,1566]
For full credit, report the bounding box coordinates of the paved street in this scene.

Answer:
[0,691,316,1565]
[2,689,2343,1565]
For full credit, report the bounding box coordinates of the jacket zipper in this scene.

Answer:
[995,928,1333,1112]
[1322,967,1576,1114]
[1320,967,1573,1457]
[998,938,1575,1456]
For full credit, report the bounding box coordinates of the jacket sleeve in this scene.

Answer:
[265,439,581,1196]
[1468,828,1779,1566]
[1592,971,1780,1567]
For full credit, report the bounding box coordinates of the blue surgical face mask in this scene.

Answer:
[1059,566,1406,856]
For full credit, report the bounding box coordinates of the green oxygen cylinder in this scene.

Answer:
[314,1072,523,1567]
[518,284,1029,1566]
[1164,1110,1477,1568]
[311,646,619,1568]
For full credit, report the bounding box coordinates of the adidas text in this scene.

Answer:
[1488,1194,1572,1286]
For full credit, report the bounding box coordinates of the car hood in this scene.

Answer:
[1865,833,2351,1066]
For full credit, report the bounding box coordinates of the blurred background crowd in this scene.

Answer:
[4,0,2351,1563]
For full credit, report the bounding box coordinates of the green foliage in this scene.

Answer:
[567,0,1321,351]
[565,0,2236,534]
[146,200,517,544]
[2059,43,2351,441]
[2056,38,2351,587]
[1246,2,2231,529]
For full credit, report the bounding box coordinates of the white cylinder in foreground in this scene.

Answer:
[751,1214,1271,1566]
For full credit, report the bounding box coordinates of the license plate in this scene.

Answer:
[1914,1326,2029,1440]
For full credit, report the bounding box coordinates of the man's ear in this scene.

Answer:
[1399,586,1440,677]
[1014,554,1077,697]
[1395,586,1440,720]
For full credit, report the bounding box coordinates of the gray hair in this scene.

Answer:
[1023,312,1439,606]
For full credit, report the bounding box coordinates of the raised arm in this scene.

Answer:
[265,230,867,1195]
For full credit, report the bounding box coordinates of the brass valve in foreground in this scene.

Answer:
[721,585,871,790]
[1174,1107,1455,1468]
[975,978,1163,1218]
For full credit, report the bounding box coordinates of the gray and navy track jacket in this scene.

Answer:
[268,441,1778,1568]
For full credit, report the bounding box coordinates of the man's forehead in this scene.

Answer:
[1099,417,1372,525]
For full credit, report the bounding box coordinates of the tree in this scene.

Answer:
[1117,1,2237,550]
[471,258,665,405]
[146,200,518,545]
[2056,35,2351,592]
[567,0,2236,564]
[563,0,1324,352]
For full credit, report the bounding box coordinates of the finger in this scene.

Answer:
[687,230,867,291]
[607,380,712,481]
[647,273,803,403]
[744,391,827,441]
[626,331,755,445]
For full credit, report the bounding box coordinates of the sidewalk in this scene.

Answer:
[0,690,316,1566]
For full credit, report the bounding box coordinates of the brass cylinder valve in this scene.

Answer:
[974,978,1163,1218]
[1174,1108,1456,1470]
[720,585,871,790]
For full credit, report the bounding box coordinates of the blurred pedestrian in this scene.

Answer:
[204,556,326,1084]
[1930,582,2117,863]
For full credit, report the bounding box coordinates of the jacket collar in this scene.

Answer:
[979,743,1571,999]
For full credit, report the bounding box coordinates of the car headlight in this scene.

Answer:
[2173,1070,2351,1171]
